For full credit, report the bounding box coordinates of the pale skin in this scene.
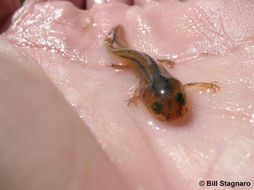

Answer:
[0,0,253,190]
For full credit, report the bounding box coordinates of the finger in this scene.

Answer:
[132,0,199,7]
[23,0,42,6]
[24,0,86,8]
[86,0,133,9]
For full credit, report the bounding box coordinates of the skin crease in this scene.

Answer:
[0,0,254,190]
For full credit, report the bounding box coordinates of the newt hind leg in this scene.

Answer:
[108,62,129,69]
[157,59,175,68]
[184,81,219,92]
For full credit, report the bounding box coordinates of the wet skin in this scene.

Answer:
[0,0,254,190]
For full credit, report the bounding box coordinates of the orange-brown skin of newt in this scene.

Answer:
[105,25,188,120]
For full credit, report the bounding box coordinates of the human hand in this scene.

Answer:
[0,0,253,189]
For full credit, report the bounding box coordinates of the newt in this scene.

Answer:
[104,25,219,120]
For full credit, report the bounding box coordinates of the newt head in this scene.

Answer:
[142,77,188,120]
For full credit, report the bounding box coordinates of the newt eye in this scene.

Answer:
[175,93,185,105]
[151,102,162,114]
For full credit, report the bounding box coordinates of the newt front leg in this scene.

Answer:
[126,86,145,106]
[184,81,220,92]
